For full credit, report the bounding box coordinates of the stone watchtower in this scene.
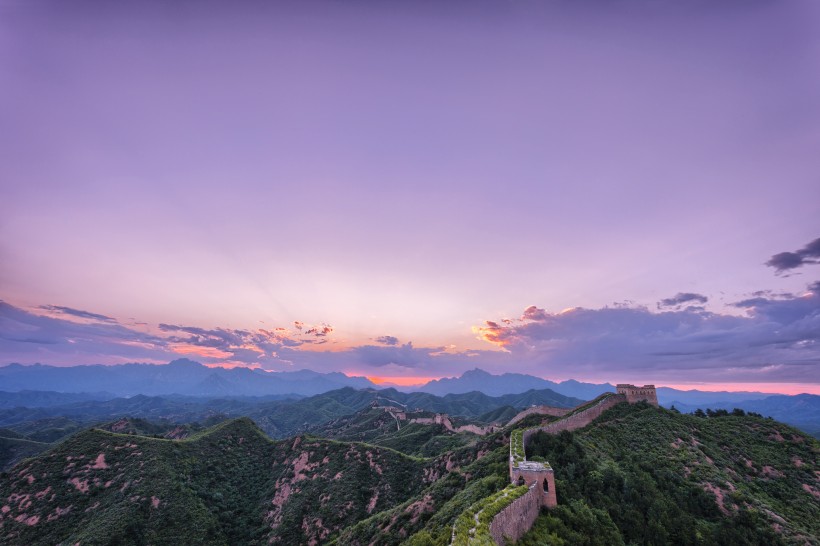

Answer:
[616,384,658,407]
[510,461,556,507]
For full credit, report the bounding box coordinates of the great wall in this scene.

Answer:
[452,384,659,545]
[375,403,500,436]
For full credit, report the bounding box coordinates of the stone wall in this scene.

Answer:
[408,415,494,436]
[522,393,625,447]
[507,405,571,427]
[453,424,495,435]
[489,486,541,545]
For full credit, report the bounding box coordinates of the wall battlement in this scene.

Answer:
[616,384,658,406]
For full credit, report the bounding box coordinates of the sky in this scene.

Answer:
[1,0,819,393]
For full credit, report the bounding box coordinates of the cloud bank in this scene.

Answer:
[2,279,819,387]
[475,282,820,384]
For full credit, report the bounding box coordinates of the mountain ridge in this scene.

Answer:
[0,359,376,397]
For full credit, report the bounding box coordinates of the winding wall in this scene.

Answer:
[489,484,541,545]
[455,385,656,545]
[490,392,628,545]
[521,393,625,447]
[506,405,570,427]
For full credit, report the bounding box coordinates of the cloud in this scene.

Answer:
[766,237,820,274]
[375,335,399,346]
[474,281,820,384]
[0,301,336,368]
[0,300,170,364]
[157,321,334,363]
[352,342,443,368]
[4,280,820,387]
[38,305,116,322]
[658,292,708,308]
[305,324,333,337]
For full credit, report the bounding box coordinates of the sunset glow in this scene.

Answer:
[366,376,442,387]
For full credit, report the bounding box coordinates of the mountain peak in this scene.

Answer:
[167,358,203,369]
[461,368,492,378]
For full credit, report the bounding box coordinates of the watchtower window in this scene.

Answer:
[517,476,525,486]
[543,479,549,492]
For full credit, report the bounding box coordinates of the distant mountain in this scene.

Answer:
[416,368,788,411]
[669,393,820,438]
[416,368,616,399]
[0,390,116,408]
[0,359,376,397]
[656,386,773,406]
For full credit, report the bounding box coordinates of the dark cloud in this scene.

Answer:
[39,305,116,322]
[475,284,820,384]
[157,323,322,363]
[766,237,820,273]
[0,302,336,368]
[375,335,399,346]
[305,324,333,337]
[0,301,170,364]
[353,342,444,369]
[658,292,708,308]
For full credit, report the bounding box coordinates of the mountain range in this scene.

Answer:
[1,360,817,437]
[0,359,375,397]
[0,360,787,404]
[0,386,582,471]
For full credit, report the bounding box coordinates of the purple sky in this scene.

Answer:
[1,1,819,391]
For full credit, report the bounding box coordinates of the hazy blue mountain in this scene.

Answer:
[669,393,820,438]
[415,368,785,410]
[415,368,615,399]
[0,390,116,408]
[656,386,773,406]
[0,359,376,397]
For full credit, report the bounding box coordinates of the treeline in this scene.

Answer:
[683,407,765,419]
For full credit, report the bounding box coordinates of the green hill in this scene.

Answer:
[0,418,432,545]
[519,403,819,545]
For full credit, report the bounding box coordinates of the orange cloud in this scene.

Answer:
[472,322,511,348]
[170,343,233,359]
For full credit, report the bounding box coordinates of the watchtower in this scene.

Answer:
[616,384,658,407]
[510,461,556,507]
